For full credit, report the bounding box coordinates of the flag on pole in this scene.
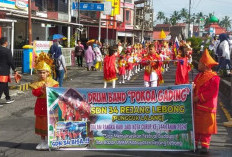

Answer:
[173,37,179,59]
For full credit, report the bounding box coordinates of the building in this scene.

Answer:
[134,0,153,43]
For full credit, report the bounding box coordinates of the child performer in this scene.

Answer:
[193,49,220,153]
[118,55,126,84]
[30,53,59,150]
[141,44,163,87]
[175,45,191,85]
[125,50,134,80]
[103,46,118,88]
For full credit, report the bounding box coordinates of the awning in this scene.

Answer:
[6,13,83,28]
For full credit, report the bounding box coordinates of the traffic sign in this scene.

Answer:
[72,2,104,11]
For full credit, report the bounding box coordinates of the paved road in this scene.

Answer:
[0,65,232,157]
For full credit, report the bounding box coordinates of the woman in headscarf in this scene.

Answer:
[53,43,67,87]
[216,33,231,74]
[84,43,95,71]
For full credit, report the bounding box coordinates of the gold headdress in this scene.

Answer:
[34,52,54,73]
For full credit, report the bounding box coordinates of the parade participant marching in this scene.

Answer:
[125,49,134,80]
[175,45,191,85]
[141,44,163,87]
[103,46,118,88]
[30,52,59,150]
[118,54,126,84]
[193,49,220,153]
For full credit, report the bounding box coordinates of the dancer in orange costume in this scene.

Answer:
[141,44,163,87]
[30,52,59,150]
[193,49,220,153]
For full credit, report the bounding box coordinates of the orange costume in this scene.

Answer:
[193,49,220,150]
[141,53,163,86]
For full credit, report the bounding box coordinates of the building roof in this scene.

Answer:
[153,31,170,40]
[205,23,227,35]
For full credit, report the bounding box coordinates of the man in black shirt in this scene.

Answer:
[0,37,17,104]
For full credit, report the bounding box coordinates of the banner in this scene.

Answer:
[0,0,28,11]
[47,84,194,150]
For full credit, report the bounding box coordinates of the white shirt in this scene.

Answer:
[220,40,230,60]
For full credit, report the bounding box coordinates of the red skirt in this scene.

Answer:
[119,67,126,75]
[126,63,133,70]
[35,115,48,136]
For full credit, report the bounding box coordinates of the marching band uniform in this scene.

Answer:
[141,52,163,87]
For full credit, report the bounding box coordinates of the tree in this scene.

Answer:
[220,16,232,31]
[157,11,165,22]
[180,8,188,21]
[170,11,181,25]
[195,12,204,24]
[204,13,213,26]
[163,17,170,24]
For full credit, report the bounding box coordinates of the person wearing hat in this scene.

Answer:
[30,52,59,150]
[193,49,220,153]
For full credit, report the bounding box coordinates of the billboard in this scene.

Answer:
[0,0,28,11]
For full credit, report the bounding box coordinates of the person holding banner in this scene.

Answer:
[30,52,59,150]
[141,44,163,87]
[193,49,220,153]
[103,46,118,88]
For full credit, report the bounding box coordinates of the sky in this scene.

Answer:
[153,0,232,21]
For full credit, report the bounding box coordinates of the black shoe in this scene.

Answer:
[200,147,209,154]
[6,98,15,104]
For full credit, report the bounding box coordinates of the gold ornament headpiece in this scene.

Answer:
[34,52,54,73]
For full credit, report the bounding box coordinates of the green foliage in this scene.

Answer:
[49,125,53,131]
[63,33,78,48]
[187,36,202,54]
[136,130,148,135]
[122,130,133,135]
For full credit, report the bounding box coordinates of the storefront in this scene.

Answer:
[0,19,17,55]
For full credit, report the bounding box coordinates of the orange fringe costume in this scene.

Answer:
[193,49,220,149]
[30,53,58,136]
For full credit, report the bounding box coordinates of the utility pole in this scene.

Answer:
[28,0,32,45]
[78,0,80,40]
[188,0,191,38]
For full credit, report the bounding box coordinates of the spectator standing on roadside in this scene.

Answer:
[216,33,231,74]
[84,43,95,71]
[75,40,84,67]
[0,37,17,104]
[53,44,67,87]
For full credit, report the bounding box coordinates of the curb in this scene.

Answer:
[9,83,31,91]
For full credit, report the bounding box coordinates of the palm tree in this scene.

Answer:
[220,16,232,31]
[195,12,204,24]
[204,13,213,26]
[180,8,188,21]
[163,17,170,24]
[157,11,165,22]
[170,11,181,25]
